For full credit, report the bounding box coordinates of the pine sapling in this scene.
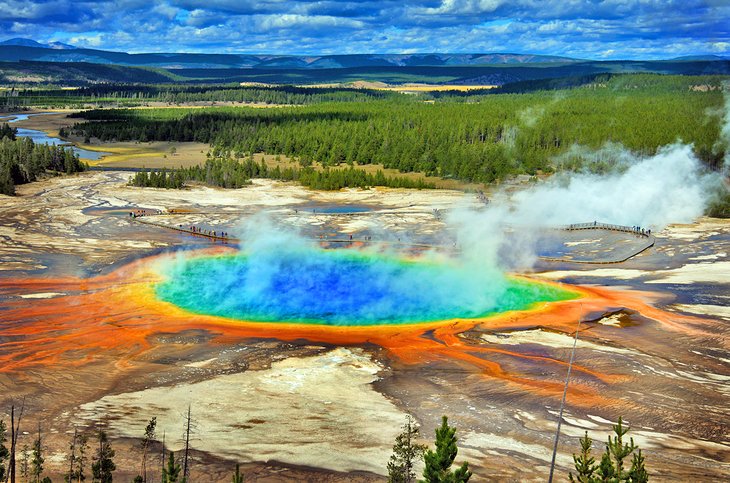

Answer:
[569,431,597,482]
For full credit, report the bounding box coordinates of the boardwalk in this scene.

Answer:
[565,221,652,237]
[544,222,655,264]
[129,211,234,242]
[128,210,655,263]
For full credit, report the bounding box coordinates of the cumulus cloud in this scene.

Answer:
[0,0,727,57]
[259,14,365,32]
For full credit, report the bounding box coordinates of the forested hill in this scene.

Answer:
[0,61,179,85]
[0,58,728,86]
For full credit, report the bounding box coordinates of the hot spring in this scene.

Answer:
[156,248,577,326]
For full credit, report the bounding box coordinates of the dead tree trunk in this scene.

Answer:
[67,428,77,483]
[9,401,24,483]
[183,406,191,482]
[8,405,14,483]
[160,432,165,483]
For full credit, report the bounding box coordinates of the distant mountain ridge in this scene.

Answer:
[671,54,728,61]
[0,38,728,86]
[0,39,580,69]
[0,38,76,50]
[2,38,727,71]
[2,58,728,86]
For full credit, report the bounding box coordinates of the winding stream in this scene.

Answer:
[0,112,109,160]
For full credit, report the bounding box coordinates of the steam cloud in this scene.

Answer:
[511,143,717,228]
[446,139,726,271]
[157,213,574,324]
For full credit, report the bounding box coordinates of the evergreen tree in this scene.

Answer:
[231,463,244,483]
[602,417,638,480]
[66,429,77,483]
[596,452,618,481]
[91,429,115,483]
[0,137,85,196]
[628,449,649,483]
[387,415,426,483]
[0,123,16,140]
[569,432,597,482]
[0,154,15,196]
[0,420,8,482]
[569,417,649,482]
[67,433,89,483]
[21,444,31,482]
[139,417,157,483]
[161,451,181,483]
[420,416,471,483]
[31,423,44,483]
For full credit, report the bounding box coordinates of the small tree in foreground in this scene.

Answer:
[569,432,597,482]
[420,416,471,483]
[21,444,31,481]
[569,417,648,482]
[231,463,244,483]
[0,420,8,482]
[0,421,10,481]
[162,451,182,483]
[73,433,90,483]
[31,423,44,483]
[138,417,157,483]
[387,415,427,483]
[91,428,115,483]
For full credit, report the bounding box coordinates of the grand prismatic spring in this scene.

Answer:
[155,249,578,325]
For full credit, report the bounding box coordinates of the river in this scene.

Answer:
[0,112,109,160]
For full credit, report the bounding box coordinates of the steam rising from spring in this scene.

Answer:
[513,143,717,228]
[156,214,575,325]
[447,139,725,271]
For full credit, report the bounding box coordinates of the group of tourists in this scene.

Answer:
[476,190,490,205]
[631,225,651,236]
[129,206,231,239]
[129,209,162,218]
[180,225,229,239]
[566,222,651,236]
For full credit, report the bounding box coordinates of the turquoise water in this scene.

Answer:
[156,250,577,326]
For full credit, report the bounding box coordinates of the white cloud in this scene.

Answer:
[0,0,726,58]
[259,14,364,31]
[68,33,103,47]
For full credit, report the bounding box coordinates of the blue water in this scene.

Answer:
[2,113,109,160]
[156,250,577,326]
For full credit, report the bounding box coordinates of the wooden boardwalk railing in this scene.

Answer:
[128,211,655,263]
[564,221,652,237]
[543,221,655,264]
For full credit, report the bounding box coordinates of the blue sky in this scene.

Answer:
[0,0,728,59]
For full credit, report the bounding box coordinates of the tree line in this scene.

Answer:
[0,407,649,482]
[67,76,725,184]
[2,84,400,108]
[0,127,86,196]
[128,158,252,190]
[128,158,435,191]
[430,73,729,97]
